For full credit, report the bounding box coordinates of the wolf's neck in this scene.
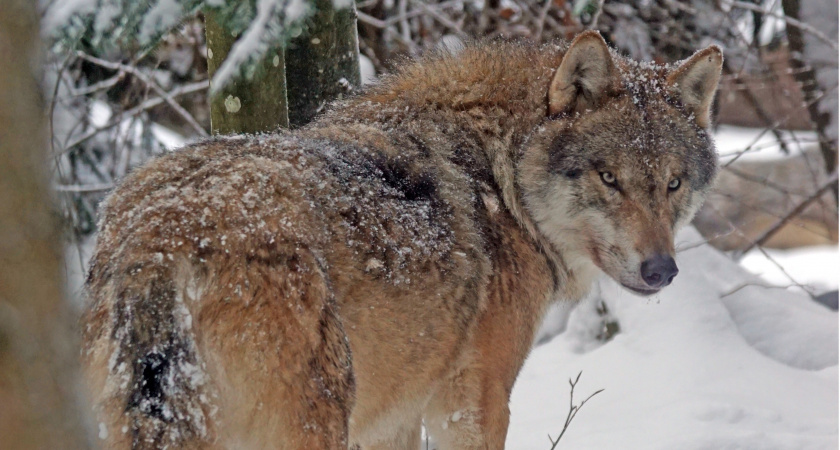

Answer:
[360,42,562,140]
[321,42,590,298]
[336,43,561,221]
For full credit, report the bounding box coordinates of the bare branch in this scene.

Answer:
[722,85,836,168]
[548,371,604,449]
[52,183,115,193]
[727,1,838,50]
[736,171,839,257]
[721,281,807,298]
[76,52,209,138]
[71,73,125,97]
[60,80,209,153]
[411,0,469,39]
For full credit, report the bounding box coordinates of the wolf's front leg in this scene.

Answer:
[423,357,512,450]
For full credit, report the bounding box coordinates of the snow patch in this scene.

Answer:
[510,227,837,449]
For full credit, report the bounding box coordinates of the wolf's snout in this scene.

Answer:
[640,255,679,288]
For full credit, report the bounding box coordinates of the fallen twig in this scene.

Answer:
[548,371,604,449]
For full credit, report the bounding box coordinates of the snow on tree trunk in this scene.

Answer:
[205,11,290,134]
[285,0,361,127]
[782,0,838,201]
[0,1,90,447]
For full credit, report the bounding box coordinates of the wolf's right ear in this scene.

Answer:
[548,31,621,116]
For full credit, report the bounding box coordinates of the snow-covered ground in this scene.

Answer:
[507,228,837,450]
[741,246,839,294]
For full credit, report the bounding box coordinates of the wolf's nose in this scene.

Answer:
[641,255,679,288]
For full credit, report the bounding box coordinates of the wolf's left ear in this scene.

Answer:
[667,46,723,128]
[549,31,621,116]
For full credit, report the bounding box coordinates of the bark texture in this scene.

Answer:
[205,12,290,134]
[782,0,838,200]
[286,0,361,127]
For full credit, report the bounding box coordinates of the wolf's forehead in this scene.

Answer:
[617,58,671,91]
[620,134,676,172]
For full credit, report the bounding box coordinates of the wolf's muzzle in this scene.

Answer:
[640,255,678,288]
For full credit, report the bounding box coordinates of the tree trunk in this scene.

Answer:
[782,0,838,201]
[286,0,361,127]
[205,12,290,134]
[0,1,91,448]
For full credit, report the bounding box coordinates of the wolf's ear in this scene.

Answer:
[667,46,723,128]
[548,31,621,116]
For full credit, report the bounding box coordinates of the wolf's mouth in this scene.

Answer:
[621,284,661,296]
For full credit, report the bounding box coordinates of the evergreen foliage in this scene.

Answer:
[43,0,328,90]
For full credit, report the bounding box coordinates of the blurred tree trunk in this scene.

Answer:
[286,0,361,127]
[782,0,839,201]
[205,12,290,134]
[0,1,91,448]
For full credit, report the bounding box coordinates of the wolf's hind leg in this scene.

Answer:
[83,246,355,449]
[199,248,355,449]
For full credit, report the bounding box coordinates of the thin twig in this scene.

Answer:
[76,52,209,137]
[60,80,209,153]
[71,73,125,97]
[49,55,74,161]
[534,0,553,41]
[52,183,115,193]
[723,61,790,154]
[723,165,807,195]
[412,0,469,38]
[398,0,412,46]
[721,86,834,168]
[710,191,836,241]
[357,11,418,51]
[720,281,803,298]
[727,1,838,50]
[548,371,604,449]
[736,171,838,257]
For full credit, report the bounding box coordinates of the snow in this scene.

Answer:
[90,100,188,150]
[507,227,837,449]
[359,54,376,85]
[741,246,839,294]
[139,0,183,45]
[41,0,97,37]
[714,125,819,163]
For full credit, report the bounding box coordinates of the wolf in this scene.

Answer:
[81,31,721,449]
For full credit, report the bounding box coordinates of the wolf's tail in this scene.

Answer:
[84,258,214,449]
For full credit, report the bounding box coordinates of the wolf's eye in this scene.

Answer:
[668,178,681,191]
[600,171,616,186]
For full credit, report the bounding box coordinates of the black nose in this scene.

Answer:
[640,255,679,288]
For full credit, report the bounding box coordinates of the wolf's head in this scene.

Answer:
[519,31,722,296]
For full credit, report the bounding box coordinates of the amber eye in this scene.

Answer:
[668,178,681,191]
[600,171,616,186]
